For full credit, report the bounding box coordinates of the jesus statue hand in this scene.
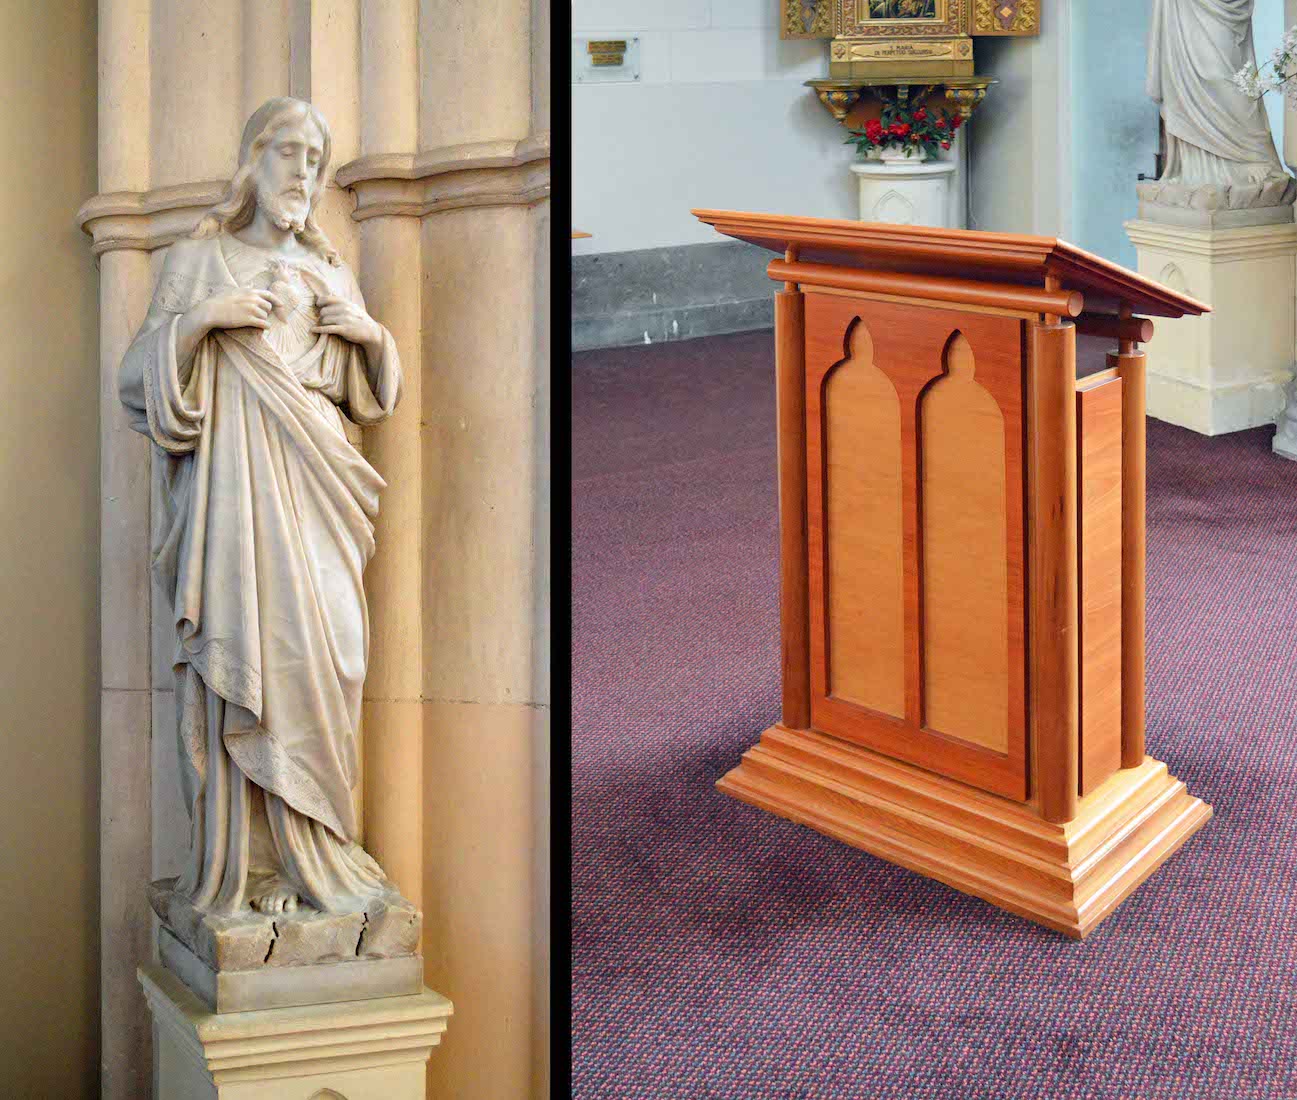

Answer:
[195,287,284,333]
[312,293,386,364]
[175,288,285,370]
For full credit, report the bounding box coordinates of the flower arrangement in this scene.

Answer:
[1234,27,1297,102]
[846,101,964,160]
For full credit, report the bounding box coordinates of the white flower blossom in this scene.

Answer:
[1236,27,1297,98]
[1234,60,1264,98]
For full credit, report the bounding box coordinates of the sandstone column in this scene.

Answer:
[337,0,550,1093]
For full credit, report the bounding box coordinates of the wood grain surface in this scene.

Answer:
[1076,377,1124,796]
[805,291,1027,801]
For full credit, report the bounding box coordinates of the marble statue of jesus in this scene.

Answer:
[120,97,402,917]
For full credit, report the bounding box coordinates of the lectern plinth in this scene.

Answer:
[695,210,1213,938]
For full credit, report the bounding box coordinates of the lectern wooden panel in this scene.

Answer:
[696,210,1213,938]
[806,294,1027,800]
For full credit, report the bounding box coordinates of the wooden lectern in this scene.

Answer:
[696,210,1213,938]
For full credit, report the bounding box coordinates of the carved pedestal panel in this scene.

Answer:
[849,159,957,226]
[1125,219,1297,436]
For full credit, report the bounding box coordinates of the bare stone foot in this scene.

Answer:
[250,882,300,914]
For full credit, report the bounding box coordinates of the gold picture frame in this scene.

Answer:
[838,0,964,38]
[777,0,1037,49]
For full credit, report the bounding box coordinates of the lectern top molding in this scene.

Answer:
[692,209,1211,319]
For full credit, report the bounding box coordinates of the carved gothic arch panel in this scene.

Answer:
[821,316,906,717]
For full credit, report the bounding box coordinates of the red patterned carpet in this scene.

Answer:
[572,330,1297,1100]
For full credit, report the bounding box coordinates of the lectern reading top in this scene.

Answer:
[695,210,1212,938]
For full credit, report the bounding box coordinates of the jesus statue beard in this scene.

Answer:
[257,185,310,235]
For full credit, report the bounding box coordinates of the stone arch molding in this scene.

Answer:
[874,189,915,224]
[1157,261,1190,295]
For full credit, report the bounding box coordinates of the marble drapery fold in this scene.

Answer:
[1147,0,1290,187]
[120,234,402,913]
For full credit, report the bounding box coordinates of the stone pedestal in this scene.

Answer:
[1271,379,1297,460]
[140,964,451,1100]
[850,159,958,228]
[150,879,423,1013]
[1125,218,1297,435]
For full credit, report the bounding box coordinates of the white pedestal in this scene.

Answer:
[850,159,958,229]
[1272,379,1297,459]
[140,964,452,1100]
[1125,218,1297,436]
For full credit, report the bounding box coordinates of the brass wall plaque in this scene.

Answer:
[587,40,628,66]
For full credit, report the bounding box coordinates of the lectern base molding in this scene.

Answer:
[718,725,1212,939]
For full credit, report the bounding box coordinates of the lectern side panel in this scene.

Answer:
[822,320,906,717]
[803,291,1027,802]
[920,332,1010,753]
[1077,378,1124,796]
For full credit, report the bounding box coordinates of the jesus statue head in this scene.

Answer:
[193,96,341,265]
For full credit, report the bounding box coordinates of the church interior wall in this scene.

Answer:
[575,0,1295,352]
[967,1,1073,241]
[0,0,100,1095]
[571,0,849,348]
[1069,0,1159,270]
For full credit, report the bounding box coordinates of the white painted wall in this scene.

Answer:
[969,0,1073,240]
[571,0,854,255]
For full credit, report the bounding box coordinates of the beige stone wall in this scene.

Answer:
[79,2,549,1097]
[0,1,100,1096]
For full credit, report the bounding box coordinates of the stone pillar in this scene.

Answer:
[356,0,424,909]
[336,0,551,1091]
[91,3,156,1095]
[83,2,547,1096]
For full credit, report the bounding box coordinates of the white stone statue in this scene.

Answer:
[120,98,404,921]
[1142,0,1296,220]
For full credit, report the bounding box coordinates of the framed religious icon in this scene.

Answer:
[783,0,1038,77]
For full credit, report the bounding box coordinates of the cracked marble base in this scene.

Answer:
[1136,177,1297,227]
[149,877,423,1013]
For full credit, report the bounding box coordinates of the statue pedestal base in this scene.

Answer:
[140,963,451,1100]
[149,878,423,1013]
[849,159,958,228]
[1272,379,1297,460]
[1125,218,1297,435]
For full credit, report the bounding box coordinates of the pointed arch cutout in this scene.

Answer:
[874,189,916,224]
[918,330,1010,752]
[1158,261,1189,295]
[821,316,905,717]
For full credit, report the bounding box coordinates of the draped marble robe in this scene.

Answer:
[1147,0,1289,188]
[120,233,402,914]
